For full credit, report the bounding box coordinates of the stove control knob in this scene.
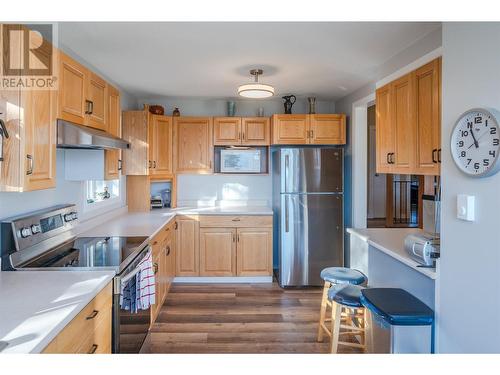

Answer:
[71,212,78,220]
[64,214,73,222]
[20,227,32,238]
[31,224,41,234]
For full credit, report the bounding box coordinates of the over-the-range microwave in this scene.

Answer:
[217,147,266,174]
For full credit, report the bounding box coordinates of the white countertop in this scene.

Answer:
[0,271,115,353]
[81,206,273,238]
[347,228,437,280]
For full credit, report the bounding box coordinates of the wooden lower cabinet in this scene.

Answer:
[195,216,273,277]
[42,282,112,354]
[175,216,200,276]
[199,227,236,276]
[236,228,273,276]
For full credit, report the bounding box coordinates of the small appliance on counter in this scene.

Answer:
[150,195,164,209]
[404,179,441,267]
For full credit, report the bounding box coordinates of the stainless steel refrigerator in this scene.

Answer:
[272,147,344,287]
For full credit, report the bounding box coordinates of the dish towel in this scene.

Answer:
[136,249,156,310]
[120,249,156,312]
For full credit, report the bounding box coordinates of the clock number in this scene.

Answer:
[460,151,466,157]
[494,139,499,146]
[474,162,480,170]
[491,127,497,135]
[483,159,490,167]
[458,140,464,147]
[461,130,469,137]
[467,122,473,129]
[489,150,496,158]
[467,158,472,166]
[474,116,482,124]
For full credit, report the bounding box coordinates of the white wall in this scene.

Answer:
[136,96,335,117]
[436,23,500,353]
[177,174,272,205]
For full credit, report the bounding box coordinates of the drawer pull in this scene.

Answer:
[88,344,98,354]
[232,218,241,222]
[86,310,99,320]
[166,246,171,256]
[153,262,158,274]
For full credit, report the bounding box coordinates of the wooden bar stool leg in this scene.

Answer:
[317,281,330,342]
[330,302,342,354]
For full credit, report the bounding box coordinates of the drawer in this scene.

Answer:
[75,307,112,354]
[198,215,272,228]
[43,282,112,353]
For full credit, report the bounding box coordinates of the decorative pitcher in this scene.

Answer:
[282,95,296,114]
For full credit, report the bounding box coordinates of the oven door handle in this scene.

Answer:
[115,245,152,292]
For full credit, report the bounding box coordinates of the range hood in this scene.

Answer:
[57,120,130,150]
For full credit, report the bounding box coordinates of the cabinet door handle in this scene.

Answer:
[238,131,241,140]
[166,246,171,256]
[231,218,241,222]
[86,310,99,320]
[88,344,98,354]
[438,149,441,163]
[242,132,245,141]
[232,233,236,242]
[26,154,33,175]
[310,130,314,139]
[153,160,157,168]
[386,153,390,164]
[118,159,122,171]
[174,221,178,230]
[149,160,152,169]
[237,234,240,242]
[432,149,438,163]
[89,101,94,115]
[153,263,158,274]
[285,195,289,233]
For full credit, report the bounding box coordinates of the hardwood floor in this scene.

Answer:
[141,282,360,354]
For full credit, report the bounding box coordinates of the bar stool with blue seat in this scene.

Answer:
[327,283,367,353]
[317,267,367,345]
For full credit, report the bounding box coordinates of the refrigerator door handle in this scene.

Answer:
[285,195,289,233]
[284,154,289,193]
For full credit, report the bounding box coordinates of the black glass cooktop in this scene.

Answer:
[21,236,149,270]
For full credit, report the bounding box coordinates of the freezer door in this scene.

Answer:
[280,148,343,193]
[279,193,343,286]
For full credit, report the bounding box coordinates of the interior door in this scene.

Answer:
[280,193,343,286]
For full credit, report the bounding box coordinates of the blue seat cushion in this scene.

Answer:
[328,284,365,308]
[320,267,367,285]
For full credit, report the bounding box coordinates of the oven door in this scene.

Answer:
[112,245,152,353]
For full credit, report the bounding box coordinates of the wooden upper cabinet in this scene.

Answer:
[236,227,273,276]
[122,111,149,175]
[213,117,242,145]
[57,51,109,132]
[391,73,414,172]
[272,114,309,144]
[104,85,121,180]
[242,117,270,145]
[375,57,441,176]
[86,72,108,131]
[309,114,346,145]
[415,58,441,175]
[174,117,213,174]
[58,52,88,125]
[22,89,57,191]
[149,115,173,177]
[199,227,236,276]
[175,216,200,276]
[375,84,394,174]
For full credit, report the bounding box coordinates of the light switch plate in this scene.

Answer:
[457,194,475,221]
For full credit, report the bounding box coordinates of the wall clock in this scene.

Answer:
[451,108,500,177]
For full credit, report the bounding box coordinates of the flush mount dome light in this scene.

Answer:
[238,69,275,98]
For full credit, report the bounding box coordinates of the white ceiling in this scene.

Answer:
[59,22,440,100]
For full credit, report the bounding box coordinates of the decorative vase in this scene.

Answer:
[258,107,264,117]
[282,95,296,114]
[227,101,236,117]
[308,97,316,114]
[172,107,180,117]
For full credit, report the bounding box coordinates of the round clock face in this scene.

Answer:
[451,108,500,177]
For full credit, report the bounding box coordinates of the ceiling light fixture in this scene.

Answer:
[238,69,275,98]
